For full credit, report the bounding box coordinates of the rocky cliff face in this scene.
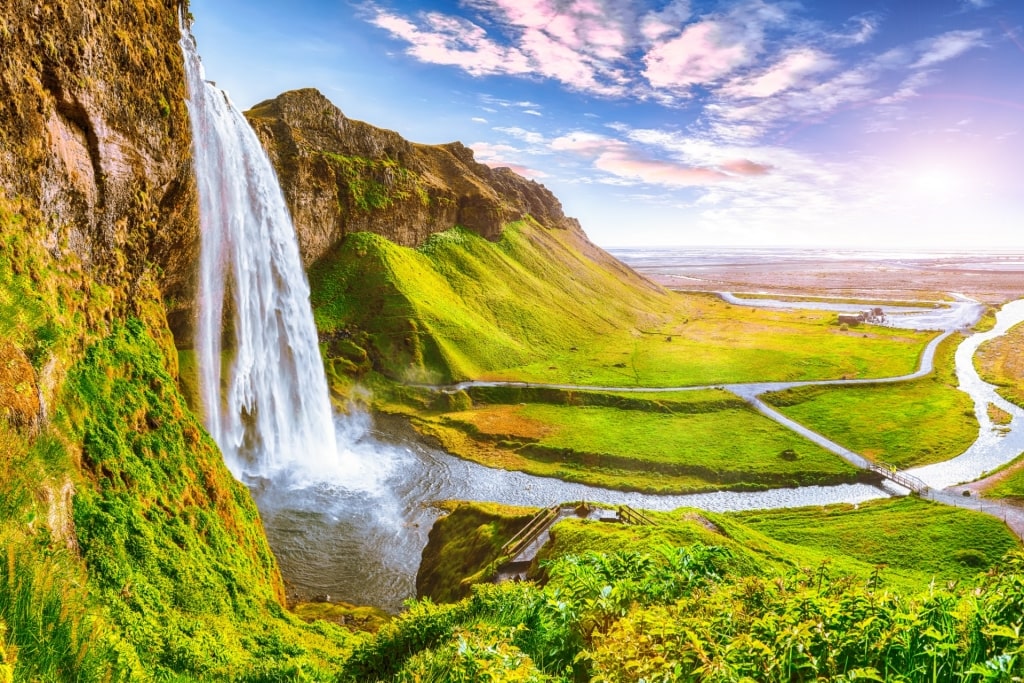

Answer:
[246,88,582,267]
[0,0,199,340]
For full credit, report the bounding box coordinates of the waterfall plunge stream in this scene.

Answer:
[181,29,345,483]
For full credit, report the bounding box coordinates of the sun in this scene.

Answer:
[910,166,961,196]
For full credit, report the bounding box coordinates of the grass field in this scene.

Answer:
[763,332,976,468]
[310,222,933,388]
[528,496,1018,593]
[980,452,1024,502]
[975,321,1024,408]
[412,390,862,493]
[729,496,1019,586]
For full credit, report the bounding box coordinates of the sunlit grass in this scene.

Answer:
[975,320,1024,409]
[311,222,932,387]
[763,333,976,468]
[413,389,861,493]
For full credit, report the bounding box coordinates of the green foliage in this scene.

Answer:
[0,540,118,682]
[58,319,353,679]
[418,502,537,603]
[345,539,1024,683]
[322,152,420,213]
[764,333,976,468]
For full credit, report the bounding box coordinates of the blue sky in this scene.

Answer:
[190,0,1024,249]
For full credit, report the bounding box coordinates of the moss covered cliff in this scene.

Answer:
[0,4,352,680]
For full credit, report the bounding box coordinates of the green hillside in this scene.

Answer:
[310,220,932,388]
[310,218,668,384]
[348,498,1024,682]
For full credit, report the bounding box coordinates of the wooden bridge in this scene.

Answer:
[494,504,658,582]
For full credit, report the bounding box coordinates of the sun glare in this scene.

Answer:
[910,166,961,196]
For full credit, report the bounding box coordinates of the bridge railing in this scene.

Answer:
[866,462,929,493]
[618,505,656,527]
[500,504,560,561]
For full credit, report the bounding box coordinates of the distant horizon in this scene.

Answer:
[605,244,1024,254]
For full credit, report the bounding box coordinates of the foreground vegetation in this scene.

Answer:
[0,200,354,681]
[976,321,1024,409]
[763,333,976,468]
[348,498,1023,682]
[311,223,932,388]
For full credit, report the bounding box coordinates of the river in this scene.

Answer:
[259,294,1024,613]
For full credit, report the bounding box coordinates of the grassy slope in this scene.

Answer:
[0,200,354,680]
[416,501,537,604]
[975,320,1024,409]
[980,452,1024,501]
[730,496,1018,585]
[763,332,976,468]
[310,221,931,387]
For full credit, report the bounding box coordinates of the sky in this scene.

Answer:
[190,0,1024,249]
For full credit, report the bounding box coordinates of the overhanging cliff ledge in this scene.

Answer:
[245,87,583,267]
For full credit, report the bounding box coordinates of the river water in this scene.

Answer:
[257,413,893,612]
[260,293,1024,612]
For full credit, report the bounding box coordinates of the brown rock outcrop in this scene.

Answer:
[245,88,581,266]
[0,0,198,340]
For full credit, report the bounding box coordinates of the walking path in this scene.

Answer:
[417,294,1024,541]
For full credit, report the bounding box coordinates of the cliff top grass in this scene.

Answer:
[310,221,933,387]
[762,331,976,468]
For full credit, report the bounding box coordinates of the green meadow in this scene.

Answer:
[976,320,1024,408]
[763,333,976,468]
[420,392,861,493]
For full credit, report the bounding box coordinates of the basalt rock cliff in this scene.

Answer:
[0,0,200,342]
[245,88,582,267]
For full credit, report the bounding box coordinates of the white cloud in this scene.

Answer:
[722,48,835,99]
[494,126,547,145]
[472,117,488,123]
[913,29,986,69]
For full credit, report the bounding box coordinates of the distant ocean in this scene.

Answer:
[607,246,1024,274]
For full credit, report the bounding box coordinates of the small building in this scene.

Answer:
[838,313,864,325]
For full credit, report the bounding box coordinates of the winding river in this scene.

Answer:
[261,293,1024,613]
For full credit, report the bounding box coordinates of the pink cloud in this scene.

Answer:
[370,11,531,77]
[722,48,835,99]
[486,162,549,179]
[551,132,733,187]
[720,158,773,175]
[643,21,752,89]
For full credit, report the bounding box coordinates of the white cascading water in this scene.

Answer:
[180,27,344,483]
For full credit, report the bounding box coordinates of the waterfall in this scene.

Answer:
[180,27,340,482]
